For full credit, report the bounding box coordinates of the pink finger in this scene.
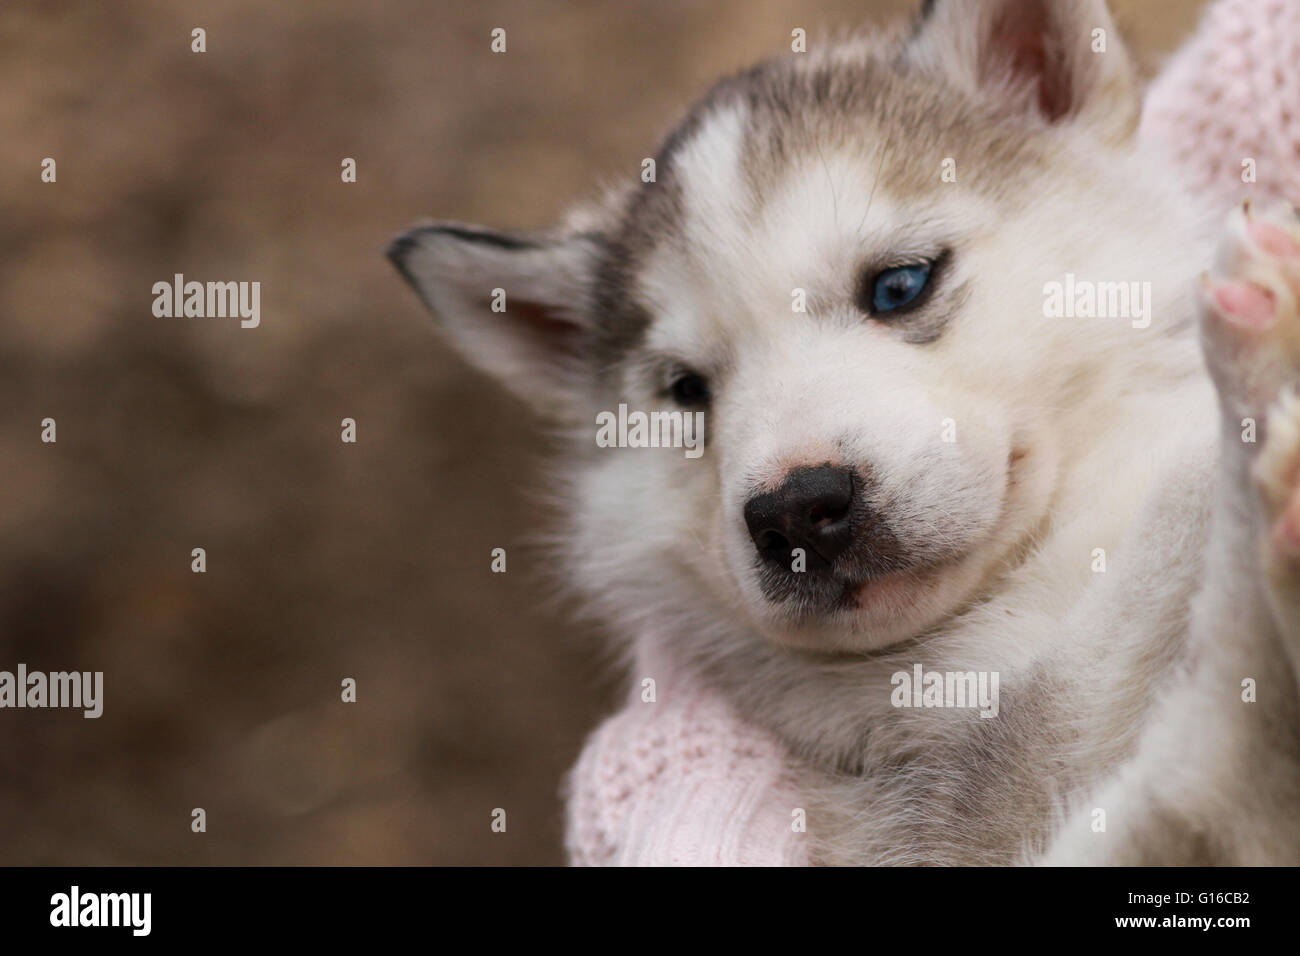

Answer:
[1208,279,1277,329]
[1249,221,1300,259]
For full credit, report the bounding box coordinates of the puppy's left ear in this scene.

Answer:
[387,224,604,418]
[905,0,1140,145]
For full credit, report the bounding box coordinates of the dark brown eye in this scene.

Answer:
[669,371,710,407]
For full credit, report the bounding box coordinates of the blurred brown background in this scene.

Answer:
[0,0,1206,865]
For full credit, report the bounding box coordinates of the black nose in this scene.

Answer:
[743,464,855,568]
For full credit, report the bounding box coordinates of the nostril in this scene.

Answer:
[808,474,853,529]
[808,493,851,529]
[754,528,790,555]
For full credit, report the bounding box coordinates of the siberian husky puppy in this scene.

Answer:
[389,0,1300,864]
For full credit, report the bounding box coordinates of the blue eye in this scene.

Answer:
[870,262,933,313]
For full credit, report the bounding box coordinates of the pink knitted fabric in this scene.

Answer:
[1139,0,1300,211]
[564,0,1300,867]
[564,669,809,866]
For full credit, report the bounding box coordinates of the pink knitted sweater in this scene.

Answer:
[565,0,1300,867]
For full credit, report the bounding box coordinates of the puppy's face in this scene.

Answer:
[390,0,1194,654]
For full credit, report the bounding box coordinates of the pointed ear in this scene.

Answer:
[387,224,605,417]
[905,0,1140,144]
